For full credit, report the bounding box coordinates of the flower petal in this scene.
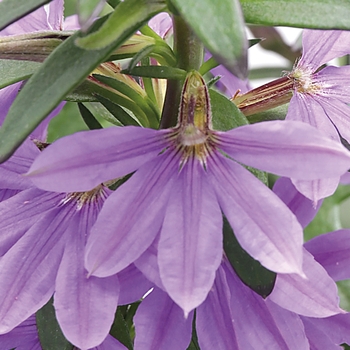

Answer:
[28,127,169,192]
[268,249,343,317]
[133,287,193,350]
[219,120,350,180]
[46,0,64,31]
[158,159,222,314]
[272,177,320,228]
[118,264,153,305]
[224,261,309,350]
[304,229,350,282]
[85,152,177,277]
[209,152,304,274]
[292,177,340,203]
[196,265,239,350]
[55,210,119,350]
[0,207,69,333]
[300,30,350,70]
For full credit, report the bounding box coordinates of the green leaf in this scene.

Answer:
[209,89,248,131]
[170,0,247,78]
[0,9,157,162]
[0,0,51,31]
[110,307,135,350]
[78,0,107,32]
[76,0,167,49]
[107,0,121,8]
[305,184,350,241]
[186,311,200,350]
[36,298,74,350]
[96,95,140,126]
[122,65,186,80]
[223,217,277,298]
[78,102,103,129]
[0,59,40,89]
[241,0,350,29]
[247,103,289,124]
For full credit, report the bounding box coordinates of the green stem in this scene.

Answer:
[159,15,204,129]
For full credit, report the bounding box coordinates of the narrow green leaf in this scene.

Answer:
[0,0,51,31]
[223,217,277,298]
[0,59,40,89]
[186,311,200,350]
[241,0,350,29]
[78,102,103,129]
[122,65,186,80]
[110,307,134,350]
[76,0,167,50]
[96,95,140,126]
[36,299,74,350]
[247,104,289,124]
[107,0,121,8]
[0,9,156,162]
[127,45,157,71]
[209,89,248,131]
[170,0,247,78]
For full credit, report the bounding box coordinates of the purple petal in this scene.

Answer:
[303,313,350,347]
[133,287,193,350]
[292,177,340,203]
[286,94,340,141]
[299,30,350,70]
[0,207,69,333]
[272,177,320,228]
[316,66,350,103]
[118,264,153,305]
[196,265,239,349]
[158,159,222,314]
[63,15,80,30]
[209,152,304,274]
[268,249,343,317]
[28,127,170,192]
[134,234,165,290]
[148,12,172,38]
[0,189,62,256]
[47,0,64,31]
[304,229,350,281]
[224,261,309,349]
[218,120,350,179]
[92,335,128,350]
[0,84,21,125]
[85,152,177,277]
[54,210,119,349]
[0,315,40,350]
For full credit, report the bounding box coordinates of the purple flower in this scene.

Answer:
[0,314,129,350]
[27,71,350,315]
[132,178,350,349]
[0,140,126,349]
[286,30,350,202]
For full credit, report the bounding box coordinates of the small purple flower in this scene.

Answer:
[286,30,350,202]
[27,71,350,315]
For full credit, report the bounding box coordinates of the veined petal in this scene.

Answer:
[158,158,222,314]
[85,151,177,277]
[268,249,343,317]
[292,177,340,203]
[316,66,350,103]
[209,152,304,274]
[55,210,119,350]
[118,264,153,305]
[273,177,320,228]
[133,287,193,350]
[46,0,64,31]
[300,30,350,70]
[0,84,21,125]
[93,335,128,350]
[0,189,63,256]
[224,261,309,350]
[286,94,340,141]
[0,207,69,333]
[28,127,169,192]
[219,120,350,180]
[196,265,239,350]
[304,229,350,282]
[302,313,350,347]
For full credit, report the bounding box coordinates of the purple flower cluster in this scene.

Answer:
[1,2,350,350]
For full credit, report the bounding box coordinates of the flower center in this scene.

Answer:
[289,65,324,95]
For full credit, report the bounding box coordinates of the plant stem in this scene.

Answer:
[160,15,203,129]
